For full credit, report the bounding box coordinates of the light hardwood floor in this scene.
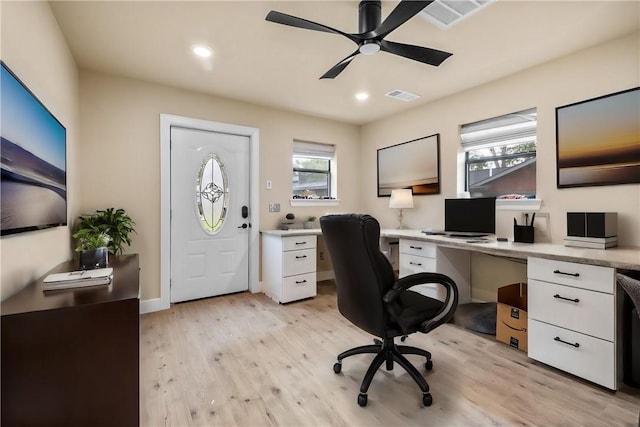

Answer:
[140,282,640,426]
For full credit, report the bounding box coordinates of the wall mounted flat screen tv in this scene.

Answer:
[444,197,496,237]
[1,61,67,236]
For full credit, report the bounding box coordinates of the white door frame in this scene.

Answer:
[159,114,259,311]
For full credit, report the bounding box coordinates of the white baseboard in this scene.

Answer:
[142,277,330,314]
[317,270,335,282]
[140,297,167,314]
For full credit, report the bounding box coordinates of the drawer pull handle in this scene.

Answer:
[295,242,307,245]
[554,337,580,348]
[409,261,423,266]
[409,245,423,250]
[295,280,307,284]
[295,255,307,259]
[553,294,580,303]
[553,269,580,277]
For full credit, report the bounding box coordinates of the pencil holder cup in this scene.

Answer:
[514,225,534,243]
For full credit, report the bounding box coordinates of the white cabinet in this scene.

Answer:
[527,257,617,389]
[398,239,471,303]
[262,234,317,303]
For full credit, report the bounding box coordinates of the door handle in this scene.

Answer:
[237,223,248,229]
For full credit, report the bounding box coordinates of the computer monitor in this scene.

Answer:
[444,197,496,237]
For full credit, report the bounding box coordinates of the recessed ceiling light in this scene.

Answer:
[192,46,212,58]
[355,92,369,101]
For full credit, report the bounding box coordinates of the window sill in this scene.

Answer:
[496,198,542,211]
[290,199,340,207]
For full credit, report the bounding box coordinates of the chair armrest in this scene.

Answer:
[383,272,459,334]
[383,272,454,303]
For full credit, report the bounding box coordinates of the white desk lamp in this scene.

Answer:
[389,189,413,229]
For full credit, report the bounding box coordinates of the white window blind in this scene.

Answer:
[461,108,537,199]
[461,108,537,151]
[293,140,335,159]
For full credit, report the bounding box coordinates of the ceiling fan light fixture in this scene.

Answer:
[359,41,380,56]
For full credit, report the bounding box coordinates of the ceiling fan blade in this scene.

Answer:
[359,1,434,40]
[266,11,360,44]
[380,40,452,66]
[320,50,360,79]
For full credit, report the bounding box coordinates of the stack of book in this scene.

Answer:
[42,268,113,291]
[564,236,617,249]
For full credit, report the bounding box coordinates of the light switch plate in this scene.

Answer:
[269,203,280,212]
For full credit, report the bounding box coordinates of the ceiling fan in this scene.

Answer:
[265,0,452,79]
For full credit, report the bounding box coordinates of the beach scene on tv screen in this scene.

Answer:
[1,64,66,234]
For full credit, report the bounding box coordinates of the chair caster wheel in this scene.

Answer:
[373,338,382,346]
[333,362,342,374]
[425,359,433,370]
[422,393,433,407]
[358,393,368,407]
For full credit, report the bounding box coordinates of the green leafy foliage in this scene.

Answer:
[73,230,110,251]
[73,208,136,255]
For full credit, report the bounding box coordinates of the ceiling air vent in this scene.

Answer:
[385,90,420,102]
[420,0,495,29]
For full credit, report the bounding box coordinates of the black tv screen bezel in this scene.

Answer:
[444,197,496,235]
[1,61,67,236]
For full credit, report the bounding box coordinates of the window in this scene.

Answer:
[461,108,537,199]
[292,140,335,199]
[196,152,227,234]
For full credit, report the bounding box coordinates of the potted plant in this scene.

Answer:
[73,208,136,269]
[74,230,111,270]
[303,216,317,229]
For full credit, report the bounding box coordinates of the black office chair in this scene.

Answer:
[320,214,459,407]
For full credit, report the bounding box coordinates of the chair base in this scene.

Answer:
[333,337,433,406]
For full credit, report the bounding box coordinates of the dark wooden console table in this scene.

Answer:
[1,254,140,427]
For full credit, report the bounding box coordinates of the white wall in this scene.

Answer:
[0,2,79,300]
[78,71,361,300]
[360,33,640,301]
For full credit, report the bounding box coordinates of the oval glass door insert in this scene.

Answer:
[196,153,228,234]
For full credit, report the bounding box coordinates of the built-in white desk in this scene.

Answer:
[380,229,640,271]
[261,228,640,390]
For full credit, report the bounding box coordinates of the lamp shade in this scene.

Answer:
[389,189,414,209]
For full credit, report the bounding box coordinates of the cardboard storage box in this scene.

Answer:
[496,282,528,352]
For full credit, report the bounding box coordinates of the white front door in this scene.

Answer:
[170,126,250,303]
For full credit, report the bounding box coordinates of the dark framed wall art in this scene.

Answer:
[377,133,440,197]
[556,87,640,188]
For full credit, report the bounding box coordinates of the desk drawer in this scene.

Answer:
[527,257,614,293]
[528,279,614,341]
[281,272,316,303]
[399,240,436,258]
[283,249,316,277]
[282,235,317,251]
[528,319,615,389]
[399,254,436,278]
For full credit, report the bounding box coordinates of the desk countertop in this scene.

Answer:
[261,228,640,270]
[261,228,322,236]
[381,229,640,271]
